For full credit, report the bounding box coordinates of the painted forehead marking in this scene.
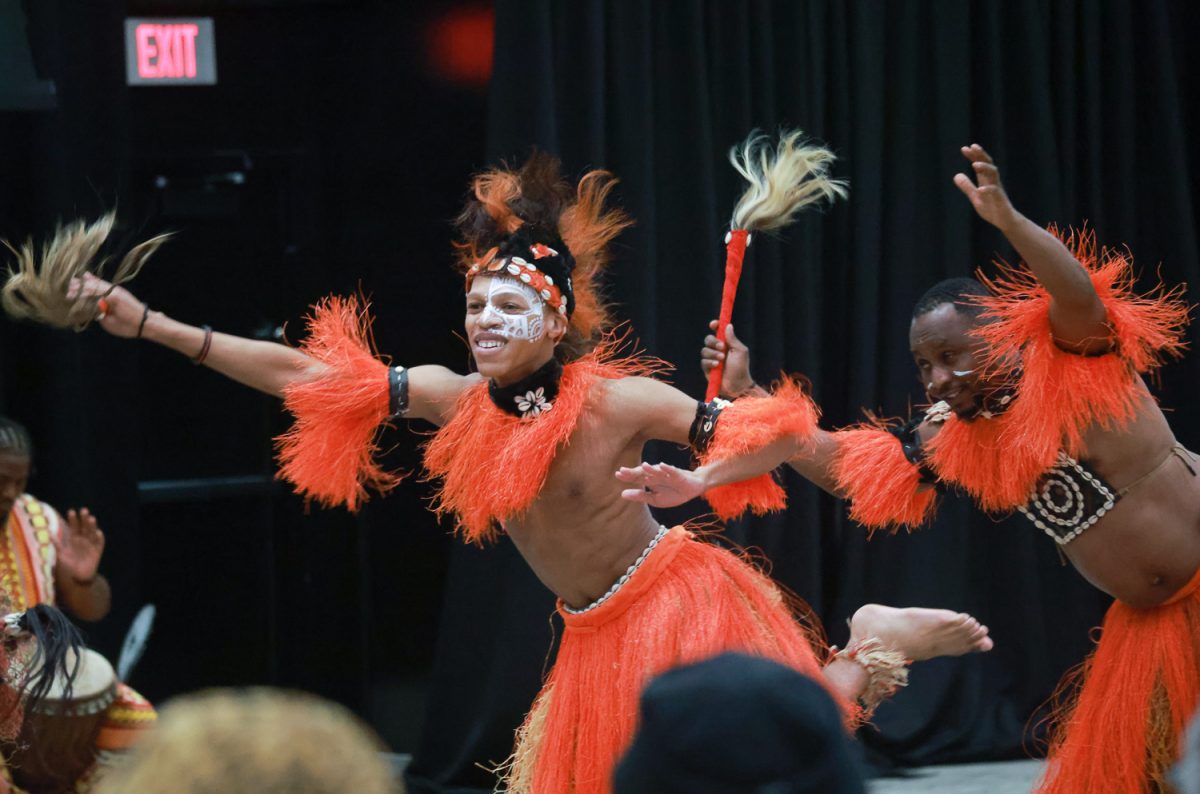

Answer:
[487,277,541,303]
[911,332,948,350]
[470,274,542,304]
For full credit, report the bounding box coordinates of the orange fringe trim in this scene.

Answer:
[831,424,937,532]
[698,377,820,520]
[504,527,846,794]
[1037,568,1200,793]
[423,340,666,544]
[927,227,1190,512]
[275,296,399,512]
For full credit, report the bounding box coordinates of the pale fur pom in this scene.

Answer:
[835,636,909,719]
[2,212,171,330]
[729,129,848,232]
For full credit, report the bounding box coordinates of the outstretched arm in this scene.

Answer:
[83,273,323,398]
[80,274,470,424]
[783,428,842,495]
[954,144,1108,350]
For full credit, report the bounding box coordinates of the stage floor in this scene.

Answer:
[870,760,1044,793]
[389,754,1046,791]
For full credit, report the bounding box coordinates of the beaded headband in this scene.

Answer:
[466,229,575,317]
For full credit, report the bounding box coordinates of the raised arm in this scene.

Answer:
[954,144,1108,350]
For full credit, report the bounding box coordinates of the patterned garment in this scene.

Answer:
[1,494,60,609]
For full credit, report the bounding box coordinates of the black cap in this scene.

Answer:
[613,653,866,794]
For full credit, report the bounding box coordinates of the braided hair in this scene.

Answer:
[0,416,32,458]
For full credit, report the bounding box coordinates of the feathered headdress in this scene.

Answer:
[706,130,848,400]
[455,152,632,342]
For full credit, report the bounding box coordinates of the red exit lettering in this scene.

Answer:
[136,24,200,79]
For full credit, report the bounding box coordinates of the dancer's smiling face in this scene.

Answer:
[466,274,566,385]
[909,302,992,417]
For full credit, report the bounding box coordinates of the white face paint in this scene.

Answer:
[952,370,975,377]
[478,277,545,342]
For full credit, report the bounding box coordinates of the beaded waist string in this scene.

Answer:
[562,525,670,615]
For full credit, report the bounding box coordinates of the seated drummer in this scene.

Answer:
[0,416,155,790]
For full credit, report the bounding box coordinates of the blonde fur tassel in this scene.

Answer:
[2,212,171,330]
[835,636,909,719]
[729,129,848,232]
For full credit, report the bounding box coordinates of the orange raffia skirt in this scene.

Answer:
[501,526,849,794]
[1038,565,1200,793]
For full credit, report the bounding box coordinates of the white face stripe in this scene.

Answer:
[478,277,545,342]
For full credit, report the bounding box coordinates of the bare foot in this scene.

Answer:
[847,604,993,661]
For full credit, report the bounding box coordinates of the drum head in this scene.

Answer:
[19,647,116,702]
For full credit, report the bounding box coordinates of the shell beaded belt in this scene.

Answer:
[562,525,670,615]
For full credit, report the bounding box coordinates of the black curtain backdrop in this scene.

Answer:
[1,0,488,756]
[409,1,1200,789]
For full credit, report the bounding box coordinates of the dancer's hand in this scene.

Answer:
[953,144,1019,232]
[616,462,707,508]
[69,273,148,338]
[55,507,106,583]
[701,320,754,398]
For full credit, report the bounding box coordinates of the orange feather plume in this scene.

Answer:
[558,170,633,339]
[470,169,524,236]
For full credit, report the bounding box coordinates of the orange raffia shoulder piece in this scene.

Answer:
[699,377,820,520]
[928,226,1191,512]
[422,338,667,545]
[275,295,400,512]
[831,423,936,533]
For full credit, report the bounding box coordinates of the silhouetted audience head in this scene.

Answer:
[613,652,865,794]
[94,687,400,793]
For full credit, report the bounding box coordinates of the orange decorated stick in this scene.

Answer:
[705,131,848,402]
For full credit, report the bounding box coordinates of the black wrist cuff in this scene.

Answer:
[388,366,409,418]
[688,398,730,456]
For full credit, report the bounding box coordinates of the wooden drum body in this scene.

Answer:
[4,647,116,793]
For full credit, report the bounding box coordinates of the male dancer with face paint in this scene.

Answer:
[12,148,993,794]
[628,144,1198,793]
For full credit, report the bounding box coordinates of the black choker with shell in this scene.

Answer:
[488,357,563,419]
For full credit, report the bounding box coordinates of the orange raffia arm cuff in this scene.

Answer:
[831,424,936,533]
[274,295,401,512]
[697,377,819,520]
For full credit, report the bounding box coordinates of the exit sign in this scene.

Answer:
[125,18,217,86]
